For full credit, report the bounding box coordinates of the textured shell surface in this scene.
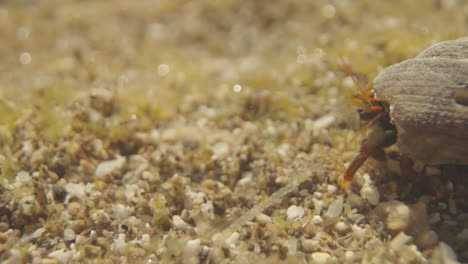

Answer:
[373,37,468,165]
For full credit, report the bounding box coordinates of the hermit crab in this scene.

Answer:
[341,37,468,190]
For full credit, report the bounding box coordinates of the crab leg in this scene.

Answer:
[341,152,370,190]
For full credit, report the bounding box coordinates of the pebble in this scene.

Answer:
[83,244,102,258]
[345,250,354,261]
[456,228,468,242]
[360,184,380,205]
[302,239,319,252]
[310,252,330,264]
[112,203,132,220]
[431,242,458,264]
[94,156,126,180]
[173,215,190,231]
[129,246,147,259]
[64,183,86,203]
[183,239,202,262]
[375,201,410,233]
[63,228,75,242]
[415,230,438,249]
[389,232,412,251]
[351,225,366,240]
[256,214,272,226]
[287,205,304,221]
[0,222,10,232]
[324,196,343,219]
[334,221,347,233]
[225,232,239,248]
[313,114,335,130]
[312,215,323,225]
[112,234,127,254]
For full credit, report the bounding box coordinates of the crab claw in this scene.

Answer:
[341,152,370,190]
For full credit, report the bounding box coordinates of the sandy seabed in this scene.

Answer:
[0,0,467,263]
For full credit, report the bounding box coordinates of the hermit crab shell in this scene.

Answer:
[373,37,468,165]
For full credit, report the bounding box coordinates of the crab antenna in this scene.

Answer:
[339,57,371,102]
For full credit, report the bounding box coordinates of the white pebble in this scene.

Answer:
[432,242,458,264]
[287,238,298,256]
[360,184,380,205]
[112,203,132,220]
[173,215,190,231]
[183,239,202,263]
[389,232,412,251]
[334,221,347,233]
[310,252,330,264]
[312,198,323,214]
[210,142,230,159]
[94,156,126,180]
[63,228,75,242]
[302,239,319,252]
[375,201,410,233]
[16,171,31,184]
[351,225,366,240]
[325,196,343,219]
[313,114,335,130]
[112,234,126,254]
[327,184,337,193]
[256,214,272,226]
[312,215,323,225]
[345,250,354,261]
[287,205,304,221]
[225,232,239,248]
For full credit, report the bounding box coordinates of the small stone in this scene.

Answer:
[225,232,239,248]
[302,220,316,236]
[287,205,304,221]
[0,222,9,232]
[94,156,126,180]
[334,221,347,233]
[173,215,190,231]
[431,242,458,264]
[375,201,410,233]
[456,229,468,242]
[345,250,354,261]
[63,228,75,242]
[67,202,82,217]
[112,203,132,220]
[389,232,412,251]
[19,196,40,216]
[313,114,335,130]
[95,237,110,251]
[312,215,323,225]
[183,239,202,264]
[64,183,86,202]
[310,252,330,264]
[256,214,272,227]
[360,184,380,205]
[129,246,146,259]
[0,233,7,244]
[302,239,319,252]
[415,230,438,249]
[327,184,337,193]
[112,234,126,254]
[83,244,102,258]
[325,196,343,219]
[351,225,366,240]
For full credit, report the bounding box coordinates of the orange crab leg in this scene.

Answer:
[363,105,384,113]
[340,152,370,190]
